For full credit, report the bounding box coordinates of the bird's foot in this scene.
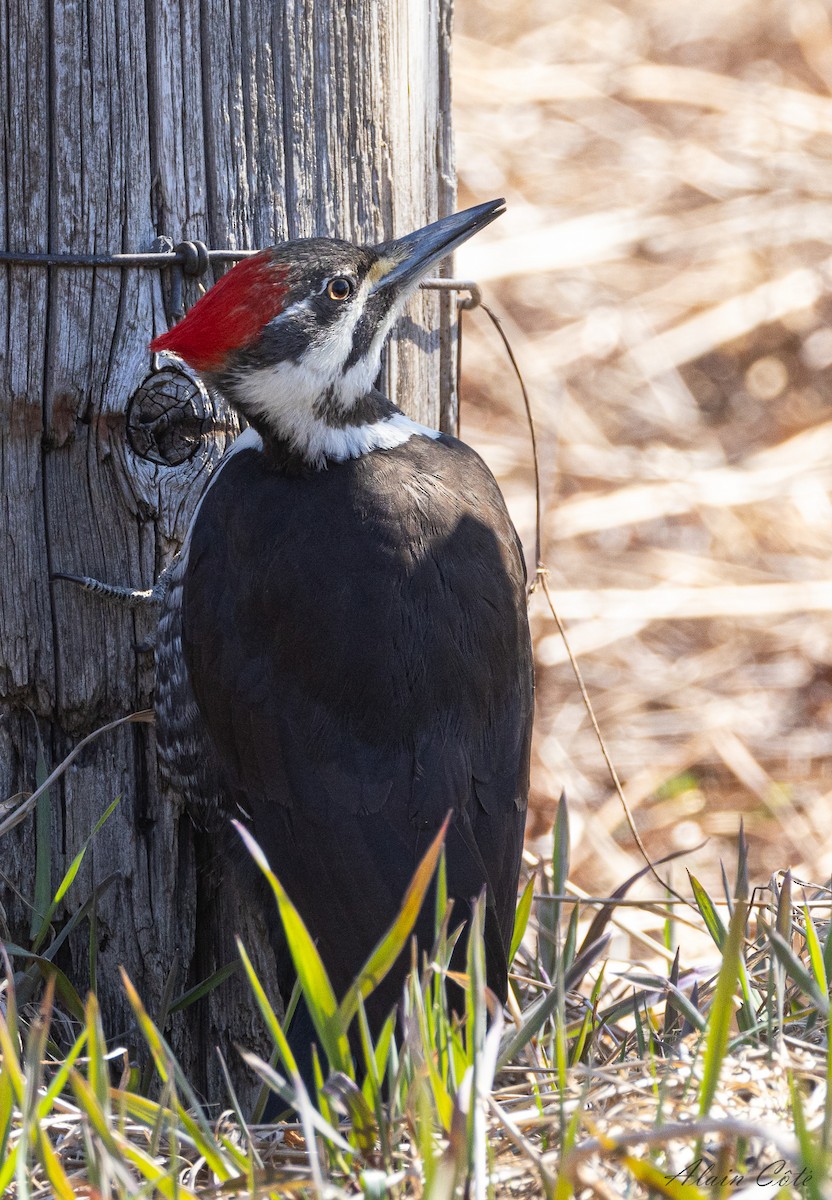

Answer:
[52,560,175,608]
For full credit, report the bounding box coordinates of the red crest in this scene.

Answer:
[150,251,289,372]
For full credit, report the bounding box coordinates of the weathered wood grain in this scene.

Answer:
[1,0,455,1105]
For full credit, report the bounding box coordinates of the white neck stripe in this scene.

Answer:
[311,411,441,467]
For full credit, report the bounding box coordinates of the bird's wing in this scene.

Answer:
[182,437,532,999]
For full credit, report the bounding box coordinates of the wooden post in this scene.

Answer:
[1,0,454,1103]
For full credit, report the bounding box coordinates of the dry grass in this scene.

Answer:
[453,0,832,920]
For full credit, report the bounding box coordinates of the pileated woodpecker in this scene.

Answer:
[151,199,533,1071]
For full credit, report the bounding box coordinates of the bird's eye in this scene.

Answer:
[326,277,354,301]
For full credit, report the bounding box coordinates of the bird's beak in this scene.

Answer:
[370,198,505,295]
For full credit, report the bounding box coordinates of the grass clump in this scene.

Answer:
[2,794,832,1197]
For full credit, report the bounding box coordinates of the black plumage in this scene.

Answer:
[149,199,534,1074]
[182,433,532,1022]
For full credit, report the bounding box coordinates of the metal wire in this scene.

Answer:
[0,242,480,303]
[0,241,229,270]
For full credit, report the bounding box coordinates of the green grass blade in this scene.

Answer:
[568,1004,593,1068]
[373,1009,396,1092]
[776,869,793,942]
[0,1052,13,1165]
[169,960,239,1013]
[412,975,455,1131]
[553,1100,582,1200]
[497,983,559,1070]
[570,963,607,1066]
[237,1048,353,1152]
[0,1142,19,1197]
[764,921,829,1015]
[620,1152,708,1199]
[544,792,570,980]
[234,822,349,1074]
[31,798,120,954]
[38,1029,88,1118]
[734,818,749,901]
[624,970,706,1035]
[120,968,173,1084]
[67,1068,127,1169]
[403,964,453,1132]
[551,791,570,897]
[58,797,120,910]
[823,913,832,987]
[0,1002,26,1107]
[85,990,111,1118]
[435,845,448,936]
[23,981,52,1124]
[325,1073,378,1155]
[688,871,727,950]
[356,996,381,1104]
[805,903,829,991]
[562,901,579,974]
[35,1127,75,1200]
[564,932,609,992]
[72,1069,201,1198]
[5,952,86,1023]
[339,816,450,1028]
[509,875,534,965]
[664,981,706,1033]
[789,1074,826,1200]
[0,995,24,1194]
[466,895,488,1067]
[25,874,118,970]
[698,899,748,1117]
[236,936,305,1102]
[120,968,230,1176]
[690,870,757,1032]
[664,949,681,1039]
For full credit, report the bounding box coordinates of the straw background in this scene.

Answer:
[453,0,832,906]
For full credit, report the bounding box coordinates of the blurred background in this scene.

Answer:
[451,0,832,910]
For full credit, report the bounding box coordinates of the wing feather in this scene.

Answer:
[181,435,532,1002]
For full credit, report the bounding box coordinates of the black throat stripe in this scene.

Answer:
[311,387,398,429]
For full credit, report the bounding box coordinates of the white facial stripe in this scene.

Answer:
[340,304,401,401]
[256,279,373,412]
[307,277,372,389]
[233,273,400,460]
[227,271,426,465]
[239,358,339,453]
[223,374,440,468]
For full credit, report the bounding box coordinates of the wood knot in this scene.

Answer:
[126,364,211,465]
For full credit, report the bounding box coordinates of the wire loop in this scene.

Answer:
[174,240,210,277]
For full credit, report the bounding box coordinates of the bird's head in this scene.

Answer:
[150,199,504,465]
